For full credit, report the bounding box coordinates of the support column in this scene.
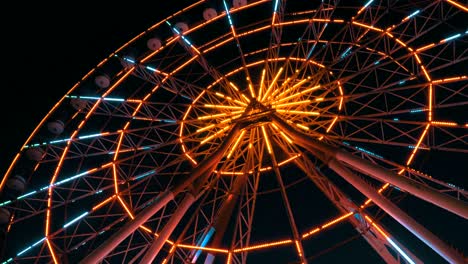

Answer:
[328,158,465,264]
[204,173,248,264]
[140,192,195,263]
[293,155,423,264]
[271,114,468,220]
[80,124,241,264]
[80,190,174,264]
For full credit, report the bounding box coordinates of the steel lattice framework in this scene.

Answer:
[1,0,467,263]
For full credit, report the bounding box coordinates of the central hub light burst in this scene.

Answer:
[180,65,343,174]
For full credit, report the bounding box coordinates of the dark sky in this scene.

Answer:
[1,2,466,264]
[2,3,160,174]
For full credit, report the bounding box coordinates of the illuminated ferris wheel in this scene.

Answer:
[1,0,467,263]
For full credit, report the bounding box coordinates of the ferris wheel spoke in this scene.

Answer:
[269,1,338,89]
[165,21,246,103]
[3,2,467,263]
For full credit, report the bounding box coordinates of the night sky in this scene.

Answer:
[2,3,160,174]
[1,2,466,264]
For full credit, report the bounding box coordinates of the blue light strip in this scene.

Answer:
[443,33,461,42]
[1,170,93,207]
[223,0,234,26]
[166,21,193,47]
[387,238,416,264]
[306,44,317,59]
[54,171,90,186]
[2,258,13,263]
[0,200,12,207]
[146,66,157,72]
[341,142,383,159]
[17,190,37,200]
[63,212,89,228]
[364,0,373,8]
[16,237,46,257]
[133,170,156,181]
[355,146,383,159]
[67,95,125,102]
[192,227,216,263]
[123,57,136,64]
[79,133,105,140]
[273,0,280,13]
[406,10,420,19]
[25,132,105,149]
[340,47,352,59]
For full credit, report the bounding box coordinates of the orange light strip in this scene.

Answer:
[352,21,383,32]
[46,238,59,264]
[198,111,243,120]
[431,75,467,84]
[117,195,135,220]
[204,104,244,109]
[295,240,303,257]
[139,225,152,234]
[430,121,457,126]
[262,67,284,101]
[92,195,116,211]
[177,244,229,253]
[445,0,468,12]
[416,43,435,52]
[46,138,73,237]
[394,38,407,47]
[428,83,433,121]
[322,212,354,229]
[326,116,338,133]
[274,84,320,103]
[296,123,310,131]
[270,123,293,144]
[272,99,311,108]
[261,125,272,154]
[200,126,231,145]
[363,215,389,238]
[226,252,232,264]
[214,92,248,106]
[215,171,245,175]
[274,78,309,100]
[248,83,256,98]
[233,239,293,252]
[196,124,216,133]
[276,110,320,116]
[258,68,266,100]
[229,82,240,91]
[337,81,344,111]
[277,154,301,166]
[220,114,242,124]
[0,154,20,191]
[302,212,353,238]
[406,124,430,165]
[185,153,198,165]
[362,183,390,207]
[276,19,310,26]
[420,66,431,81]
[227,130,246,158]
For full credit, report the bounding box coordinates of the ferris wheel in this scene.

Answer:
[1,0,467,263]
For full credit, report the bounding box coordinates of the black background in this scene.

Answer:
[1,2,466,263]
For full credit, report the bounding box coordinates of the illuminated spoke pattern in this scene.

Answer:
[1,1,467,264]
